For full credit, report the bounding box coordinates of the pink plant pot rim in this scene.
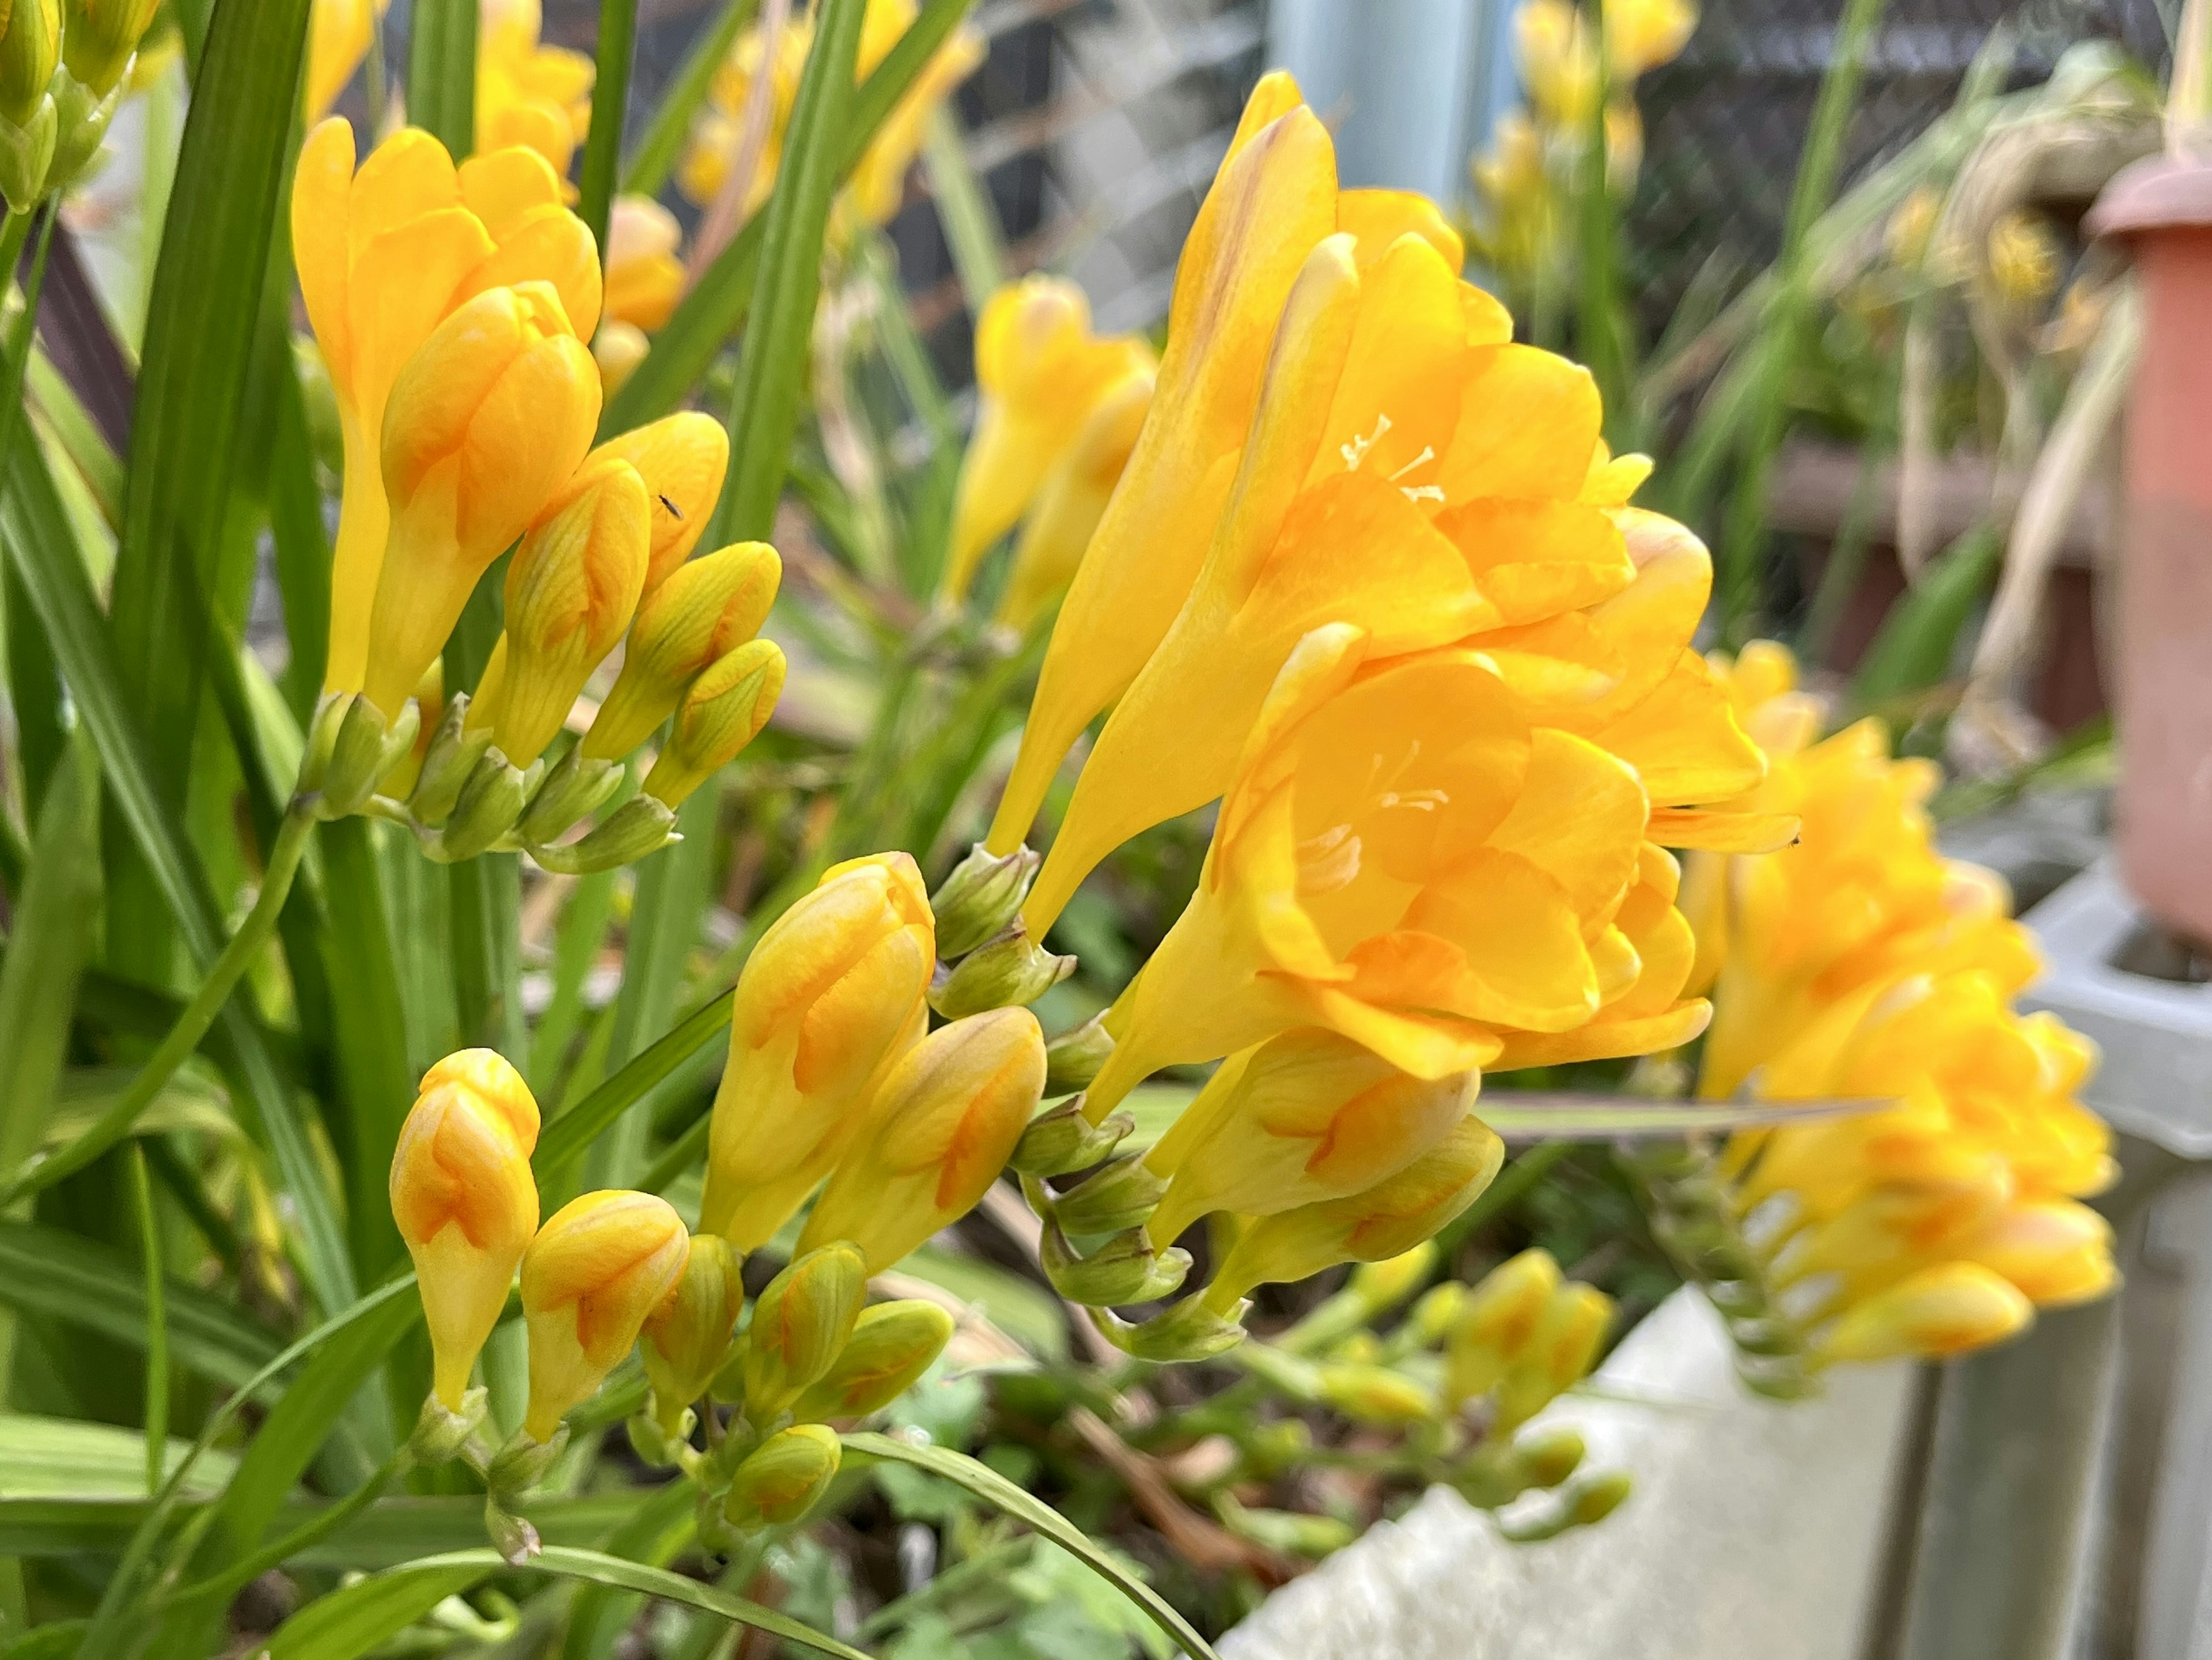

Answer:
[2086,153,2212,239]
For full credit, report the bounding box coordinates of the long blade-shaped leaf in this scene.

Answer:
[533,986,737,1183]
[843,1431,1220,1659]
[407,0,477,156]
[623,0,760,197]
[576,0,640,255]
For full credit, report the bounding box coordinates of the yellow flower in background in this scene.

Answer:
[1684,642,2116,1366]
[1081,629,1671,1122]
[1517,0,1597,129]
[700,854,936,1247]
[1885,184,1941,270]
[389,1050,540,1411]
[604,194,687,333]
[1605,0,1697,80]
[363,280,601,719]
[291,119,602,698]
[1987,207,2062,308]
[938,276,1157,607]
[583,538,781,761]
[521,1189,690,1442]
[993,362,1155,632]
[477,0,593,181]
[1446,1247,1561,1404]
[305,0,388,121]
[983,72,1468,864]
[1143,1029,1479,1246]
[679,0,980,228]
[798,1007,1046,1270]
[1472,111,1559,288]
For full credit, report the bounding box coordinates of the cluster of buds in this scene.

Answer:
[0,0,162,210]
[389,1050,955,1559]
[1165,1245,1630,1559]
[290,120,786,872]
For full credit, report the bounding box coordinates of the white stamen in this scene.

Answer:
[1387,445,1437,482]
[1400,485,1446,504]
[1340,412,1394,471]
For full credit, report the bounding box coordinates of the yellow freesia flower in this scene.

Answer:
[1472,110,1559,288]
[1517,0,1597,129]
[304,0,388,122]
[1685,643,2116,1366]
[389,1050,541,1411]
[939,276,1156,607]
[477,0,593,181]
[520,1189,690,1442]
[1605,0,1697,80]
[291,119,602,697]
[797,1007,1047,1271]
[699,854,936,1247]
[679,0,980,228]
[640,637,787,808]
[993,360,1155,632]
[982,72,1466,862]
[582,539,780,762]
[604,194,686,332]
[640,1233,744,1436]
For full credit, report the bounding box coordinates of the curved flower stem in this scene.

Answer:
[0,801,318,1204]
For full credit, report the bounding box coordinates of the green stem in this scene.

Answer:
[128,1145,169,1495]
[577,0,640,262]
[0,804,317,1204]
[623,0,759,197]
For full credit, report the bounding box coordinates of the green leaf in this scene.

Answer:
[707,0,868,546]
[575,0,640,257]
[0,1416,239,1502]
[264,1548,873,1660]
[842,1432,1220,1660]
[622,0,760,198]
[0,1219,281,1392]
[407,0,477,156]
[1848,522,2003,713]
[601,0,982,439]
[558,1479,698,1660]
[102,0,309,987]
[533,985,736,1185]
[530,867,620,1100]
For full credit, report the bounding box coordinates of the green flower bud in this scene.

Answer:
[740,1244,866,1421]
[927,924,1075,1019]
[0,0,58,127]
[641,1235,745,1437]
[307,691,421,820]
[515,746,627,848]
[1510,1424,1587,1490]
[1039,1219,1191,1307]
[1051,1152,1170,1238]
[406,1385,488,1467]
[1009,1097,1131,1177]
[0,88,54,213]
[433,748,544,863]
[724,1423,841,1530]
[1566,1469,1633,1527]
[1407,1282,1470,1348]
[1043,1014,1114,1098]
[529,793,680,874]
[1347,1242,1437,1317]
[60,0,160,97]
[1314,1363,1440,1426]
[790,1299,955,1421]
[929,842,1040,960]
[42,60,117,199]
[1215,1493,1354,1559]
[1091,1292,1249,1363]
[407,694,491,826]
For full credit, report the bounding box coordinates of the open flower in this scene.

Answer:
[291,119,601,697]
[520,1189,690,1442]
[939,277,1157,606]
[476,0,593,181]
[700,854,936,1247]
[389,1050,541,1411]
[983,72,1468,862]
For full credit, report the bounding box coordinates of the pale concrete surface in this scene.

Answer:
[1222,1289,1918,1660]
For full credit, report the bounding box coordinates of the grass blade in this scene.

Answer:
[843,1431,1219,1659]
[126,1148,169,1495]
[623,0,760,197]
[534,986,737,1184]
[407,0,477,156]
[531,868,620,1099]
[577,0,641,257]
[1847,521,2003,714]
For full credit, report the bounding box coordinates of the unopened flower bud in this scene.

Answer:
[1315,1363,1440,1426]
[311,690,423,820]
[1214,1492,1354,1559]
[739,1243,867,1421]
[0,0,57,130]
[434,748,543,863]
[1010,1096,1131,1177]
[1494,1284,1613,1432]
[641,638,786,808]
[584,541,781,762]
[1093,1293,1249,1363]
[389,1049,541,1411]
[379,665,447,801]
[515,746,627,846]
[929,843,1041,961]
[60,0,157,97]
[928,924,1075,1019]
[592,411,730,593]
[1512,1424,1587,1489]
[791,1300,956,1421]
[520,1190,690,1442]
[1407,1282,1469,1348]
[1964,1199,2117,1308]
[724,1423,841,1530]
[1040,1219,1191,1306]
[1043,1015,1114,1098]
[531,793,679,873]
[1565,1469,1633,1527]
[365,281,598,718]
[700,854,934,1246]
[594,321,649,397]
[1206,1117,1505,1311]
[484,456,652,767]
[1447,1249,1563,1405]
[1350,1243,1438,1315]
[798,1009,1046,1272]
[407,694,489,825]
[641,1234,744,1436]
[1053,1152,1171,1238]
[1818,1262,2033,1365]
[408,1385,491,1468]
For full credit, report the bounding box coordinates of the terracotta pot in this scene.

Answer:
[2087,156,2212,947]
